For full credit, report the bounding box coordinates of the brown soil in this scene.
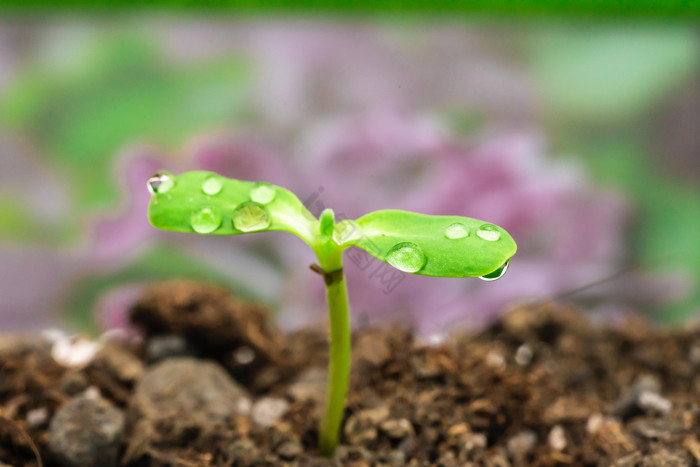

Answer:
[2,280,700,466]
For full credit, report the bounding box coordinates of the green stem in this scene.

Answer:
[317,248,351,456]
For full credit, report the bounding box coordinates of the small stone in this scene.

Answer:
[145,334,193,363]
[276,440,303,460]
[226,438,261,465]
[586,413,604,434]
[26,407,49,429]
[613,375,663,419]
[354,331,392,367]
[380,419,414,439]
[548,425,567,451]
[48,393,124,467]
[288,367,327,403]
[131,358,249,423]
[93,344,143,383]
[232,345,256,365]
[507,430,537,456]
[251,397,289,427]
[461,432,487,455]
[514,344,533,366]
[344,407,390,446]
[125,357,250,460]
[486,350,506,369]
[638,391,672,415]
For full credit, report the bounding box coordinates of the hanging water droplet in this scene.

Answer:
[445,223,469,239]
[147,170,175,195]
[476,223,501,241]
[233,202,271,232]
[201,176,223,196]
[386,242,427,273]
[190,207,222,233]
[250,183,276,204]
[479,259,510,281]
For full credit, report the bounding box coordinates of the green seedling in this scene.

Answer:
[147,170,517,456]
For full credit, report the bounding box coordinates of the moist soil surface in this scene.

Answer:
[2,280,700,466]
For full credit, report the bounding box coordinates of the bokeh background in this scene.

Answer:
[0,17,698,335]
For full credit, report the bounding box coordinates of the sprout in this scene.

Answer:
[147,170,517,456]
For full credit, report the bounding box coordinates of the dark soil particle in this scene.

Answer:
[2,280,700,466]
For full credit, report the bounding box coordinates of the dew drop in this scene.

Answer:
[479,259,510,281]
[250,183,276,204]
[201,176,223,196]
[445,223,469,239]
[476,223,501,242]
[147,170,175,195]
[190,207,222,233]
[233,202,271,232]
[386,242,427,273]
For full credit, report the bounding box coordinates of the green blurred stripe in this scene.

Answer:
[0,0,699,16]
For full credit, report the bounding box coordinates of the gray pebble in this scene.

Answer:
[125,357,250,461]
[145,334,194,362]
[251,397,289,426]
[48,392,124,467]
[130,357,249,424]
[613,375,664,419]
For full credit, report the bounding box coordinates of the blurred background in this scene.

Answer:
[0,17,698,335]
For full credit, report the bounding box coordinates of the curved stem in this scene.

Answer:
[317,248,351,456]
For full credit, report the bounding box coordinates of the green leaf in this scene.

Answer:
[148,171,318,245]
[336,210,516,277]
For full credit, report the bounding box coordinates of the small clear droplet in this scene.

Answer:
[147,170,175,195]
[250,183,276,204]
[190,207,222,233]
[479,259,510,281]
[476,223,501,242]
[445,223,469,239]
[386,242,427,273]
[233,202,271,232]
[201,176,223,196]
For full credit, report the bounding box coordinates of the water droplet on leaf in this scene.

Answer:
[201,176,223,195]
[476,223,501,242]
[445,223,469,239]
[250,183,276,204]
[190,207,222,233]
[479,259,510,281]
[233,202,271,232]
[386,242,427,273]
[147,170,174,195]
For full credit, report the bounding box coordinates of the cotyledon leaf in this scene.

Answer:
[334,210,517,278]
[147,171,318,244]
